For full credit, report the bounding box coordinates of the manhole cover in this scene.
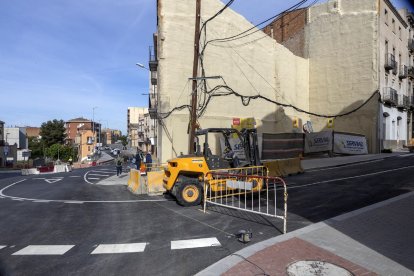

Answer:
[287,260,353,276]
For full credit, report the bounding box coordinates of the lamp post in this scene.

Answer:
[92,106,98,149]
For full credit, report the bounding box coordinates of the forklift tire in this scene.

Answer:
[176,181,202,207]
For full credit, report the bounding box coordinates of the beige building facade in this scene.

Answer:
[127,107,148,149]
[154,0,309,162]
[151,0,413,162]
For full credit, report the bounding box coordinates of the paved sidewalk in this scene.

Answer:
[197,153,414,276]
[198,192,414,276]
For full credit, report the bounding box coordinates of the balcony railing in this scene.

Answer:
[409,38,414,52]
[399,65,408,79]
[382,87,398,105]
[397,95,409,109]
[392,61,398,75]
[408,66,414,79]
[384,53,396,70]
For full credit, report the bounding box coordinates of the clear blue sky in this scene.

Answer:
[1,0,413,134]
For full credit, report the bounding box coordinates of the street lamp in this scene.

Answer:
[136,63,149,70]
[92,106,98,144]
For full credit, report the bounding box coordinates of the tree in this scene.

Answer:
[119,135,128,147]
[40,119,66,147]
[45,143,77,161]
[28,136,44,159]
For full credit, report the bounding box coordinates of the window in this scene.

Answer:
[399,26,402,40]
[385,40,388,54]
[392,19,395,33]
[384,9,388,24]
[385,74,388,85]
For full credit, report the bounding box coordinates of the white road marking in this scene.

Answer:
[44,179,62,184]
[0,179,169,203]
[171,238,221,250]
[306,159,384,172]
[69,176,81,178]
[12,245,74,255]
[64,201,83,204]
[88,174,110,177]
[91,243,147,254]
[33,200,50,203]
[398,153,414,158]
[278,164,414,191]
[0,245,6,250]
[88,178,100,180]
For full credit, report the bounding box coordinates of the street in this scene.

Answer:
[0,154,413,275]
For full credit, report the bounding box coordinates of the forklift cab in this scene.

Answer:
[194,128,259,170]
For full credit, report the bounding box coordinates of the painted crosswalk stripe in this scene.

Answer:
[171,238,221,250]
[12,245,74,255]
[91,243,147,254]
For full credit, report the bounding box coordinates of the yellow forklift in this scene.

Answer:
[163,128,263,206]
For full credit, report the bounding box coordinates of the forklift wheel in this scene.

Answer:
[176,182,202,207]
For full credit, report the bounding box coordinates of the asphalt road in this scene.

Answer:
[0,154,413,275]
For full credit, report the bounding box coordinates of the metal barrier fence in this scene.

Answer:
[203,167,288,234]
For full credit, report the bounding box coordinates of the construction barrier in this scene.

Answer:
[263,157,303,177]
[127,169,146,194]
[21,168,40,175]
[146,164,167,195]
[204,168,288,234]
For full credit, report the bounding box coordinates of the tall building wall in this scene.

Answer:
[307,0,380,153]
[157,0,309,161]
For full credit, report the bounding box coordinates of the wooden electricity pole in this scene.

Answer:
[188,0,201,154]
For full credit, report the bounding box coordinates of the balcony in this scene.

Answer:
[149,108,157,119]
[397,95,409,109]
[409,38,414,52]
[148,45,158,85]
[384,53,396,70]
[408,66,414,79]
[382,87,398,105]
[399,65,408,79]
[392,61,398,75]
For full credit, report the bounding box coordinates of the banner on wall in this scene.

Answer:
[333,133,368,155]
[304,131,332,153]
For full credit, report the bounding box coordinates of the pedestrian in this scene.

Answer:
[145,151,152,172]
[115,155,123,176]
[135,149,142,171]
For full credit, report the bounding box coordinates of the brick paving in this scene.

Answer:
[223,237,376,276]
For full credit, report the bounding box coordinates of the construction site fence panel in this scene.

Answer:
[204,167,287,234]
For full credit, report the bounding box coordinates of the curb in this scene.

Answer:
[196,191,414,276]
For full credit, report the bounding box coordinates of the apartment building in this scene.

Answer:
[65,117,101,145]
[127,107,148,149]
[264,0,414,151]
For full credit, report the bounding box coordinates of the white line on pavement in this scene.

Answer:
[69,176,81,178]
[0,179,168,203]
[398,153,414,157]
[64,201,83,204]
[88,174,110,177]
[278,164,414,191]
[33,200,50,203]
[91,243,147,254]
[12,245,74,255]
[171,238,221,250]
[88,178,100,180]
[0,245,6,250]
[306,159,384,172]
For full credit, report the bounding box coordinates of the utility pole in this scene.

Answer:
[188,0,201,154]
